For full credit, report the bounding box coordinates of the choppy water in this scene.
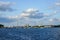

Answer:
[0,28,60,40]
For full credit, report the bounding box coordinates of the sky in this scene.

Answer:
[0,0,60,26]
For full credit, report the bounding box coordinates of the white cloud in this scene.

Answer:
[8,16,18,19]
[55,3,60,6]
[0,8,59,25]
[0,1,15,11]
[24,8,39,13]
[20,8,44,19]
[49,18,60,25]
[20,13,30,18]
[49,18,53,22]
[50,18,59,22]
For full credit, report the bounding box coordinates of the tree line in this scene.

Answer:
[0,24,60,28]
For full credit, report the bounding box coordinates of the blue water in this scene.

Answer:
[0,28,60,40]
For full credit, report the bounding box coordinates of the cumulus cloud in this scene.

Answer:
[20,8,44,19]
[24,8,39,13]
[0,1,15,11]
[0,8,59,25]
[7,8,57,20]
[16,8,57,20]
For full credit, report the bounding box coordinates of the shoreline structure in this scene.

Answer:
[0,24,60,28]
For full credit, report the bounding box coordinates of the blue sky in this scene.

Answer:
[0,0,60,26]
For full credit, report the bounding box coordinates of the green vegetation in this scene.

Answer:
[24,24,31,28]
[0,24,60,28]
[52,25,60,27]
[0,24,4,28]
[32,25,44,28]
[24,24,60,28]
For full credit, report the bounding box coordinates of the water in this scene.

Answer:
[0,28,60,40]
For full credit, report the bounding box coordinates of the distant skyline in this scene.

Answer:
[0,0,60,26]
